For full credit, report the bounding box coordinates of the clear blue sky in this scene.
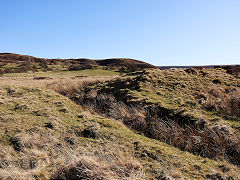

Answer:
[0,0,240,66]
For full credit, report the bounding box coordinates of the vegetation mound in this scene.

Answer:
[95,58,155,70]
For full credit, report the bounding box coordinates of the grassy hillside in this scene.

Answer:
[55,68,240,167]
[88,68,240,126]
[0,87,239,179]
[0,65,240,179]
[0,53,155,75]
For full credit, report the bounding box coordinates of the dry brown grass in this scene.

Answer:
[150,118,240,165]
[200,85,240,117]
[46,78,105,97]
[0,133,55,179]
[58,88,148,133]
[0,76,112,89]
[0,130,144,180]
[52,155,143,180]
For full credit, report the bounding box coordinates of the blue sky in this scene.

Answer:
[0,0,240,66]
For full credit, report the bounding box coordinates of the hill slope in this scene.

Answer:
[0,87,239,179]
[0,53,155,71]
[56,68,240,166]
[1,61,240,179]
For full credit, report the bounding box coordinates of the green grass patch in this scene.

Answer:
[3,69,120,77]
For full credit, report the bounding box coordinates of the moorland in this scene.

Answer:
[0,53,239,179]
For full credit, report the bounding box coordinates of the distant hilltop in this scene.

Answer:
[0,53,155,71]
[0,53,239,75]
